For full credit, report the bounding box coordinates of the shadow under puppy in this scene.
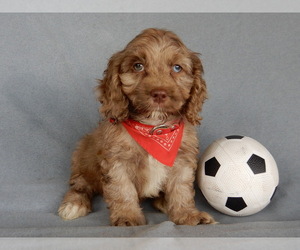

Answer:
[58,28,215,226]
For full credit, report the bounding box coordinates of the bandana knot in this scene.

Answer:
[121,119,184,167]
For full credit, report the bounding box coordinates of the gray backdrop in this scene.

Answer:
[0,13,299,237]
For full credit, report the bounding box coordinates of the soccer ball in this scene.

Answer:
[197,135,279,216]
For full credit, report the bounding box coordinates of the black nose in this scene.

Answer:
[151,90,167,103]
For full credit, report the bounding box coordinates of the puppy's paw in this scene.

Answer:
[194,211,216,225]
[171,209,216,225]
[58,202,91,220]
[111,213,147,226]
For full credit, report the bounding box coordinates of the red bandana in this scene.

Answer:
[121,119,184,167]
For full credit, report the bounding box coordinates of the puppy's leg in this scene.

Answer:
[58,174,93,220]
[165,166,215,225]
[102,163,146,226]
[152,192,168,214]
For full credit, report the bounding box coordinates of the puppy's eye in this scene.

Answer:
[133,63,144,72]
[172,64,182,73]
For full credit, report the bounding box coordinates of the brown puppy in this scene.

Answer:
[58,28,215,226]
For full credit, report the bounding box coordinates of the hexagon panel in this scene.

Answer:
[205,157,221,177]
[225,197,247,212]
[247,154,266,174]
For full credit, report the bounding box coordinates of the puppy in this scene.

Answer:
[58,28,215,226]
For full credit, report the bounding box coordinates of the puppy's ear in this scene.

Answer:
[95,51,129,122]
[183,53,208,125]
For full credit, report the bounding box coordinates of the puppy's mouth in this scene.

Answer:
[142,98,182,121]
[127,88,184,122]
[150,89,183,111]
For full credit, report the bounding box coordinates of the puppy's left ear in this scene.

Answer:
[184,53,208,125]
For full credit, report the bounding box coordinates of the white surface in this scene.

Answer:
[0,238,299,250]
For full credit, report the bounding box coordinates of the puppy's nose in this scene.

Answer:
[151,90,167,103]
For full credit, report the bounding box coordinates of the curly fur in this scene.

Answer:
[58,28,215,226]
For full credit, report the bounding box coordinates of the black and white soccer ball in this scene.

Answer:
[197,135,279,216]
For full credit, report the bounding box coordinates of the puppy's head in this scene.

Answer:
[97,28,207,125]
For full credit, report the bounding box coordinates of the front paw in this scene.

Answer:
[111,213,147,226]
[58,202,91,220]
[171,209,216,225]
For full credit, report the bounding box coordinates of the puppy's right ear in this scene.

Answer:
[95,51,129,122]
